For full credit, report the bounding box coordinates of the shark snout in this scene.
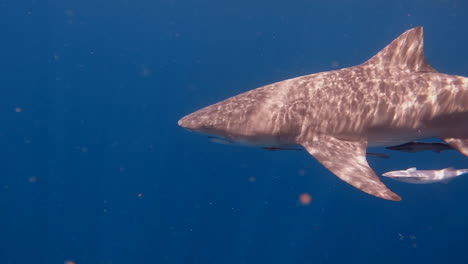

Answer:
[178,115,195,131]
[178,111,210,133]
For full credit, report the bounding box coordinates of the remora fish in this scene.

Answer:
[382,167,468,184]
[178,27,468,201]
[210,135,389,157]
[386,141,453,153]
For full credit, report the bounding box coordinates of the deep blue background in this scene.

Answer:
[1,0,468,263]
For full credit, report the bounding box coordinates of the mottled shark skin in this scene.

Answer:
[178,27,468,201]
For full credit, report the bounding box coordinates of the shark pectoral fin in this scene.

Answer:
[301,135,401,201]
[442,138,468,156]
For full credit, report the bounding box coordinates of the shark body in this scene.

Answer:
[178,27,468,201]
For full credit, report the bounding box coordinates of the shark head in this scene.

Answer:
[179,86,302,146]
[178,100,264,145]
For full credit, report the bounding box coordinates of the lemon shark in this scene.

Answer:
[178,27,468,201]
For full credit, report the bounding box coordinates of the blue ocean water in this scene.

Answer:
[1,0,468,263]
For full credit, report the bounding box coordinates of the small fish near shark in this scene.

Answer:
[179,27,468,201]
[386,141,453,153]
[383,167,468,184]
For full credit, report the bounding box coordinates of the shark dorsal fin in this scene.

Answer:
[363,27,436,73]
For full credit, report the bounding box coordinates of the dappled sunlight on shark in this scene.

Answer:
[179,27,468,201]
